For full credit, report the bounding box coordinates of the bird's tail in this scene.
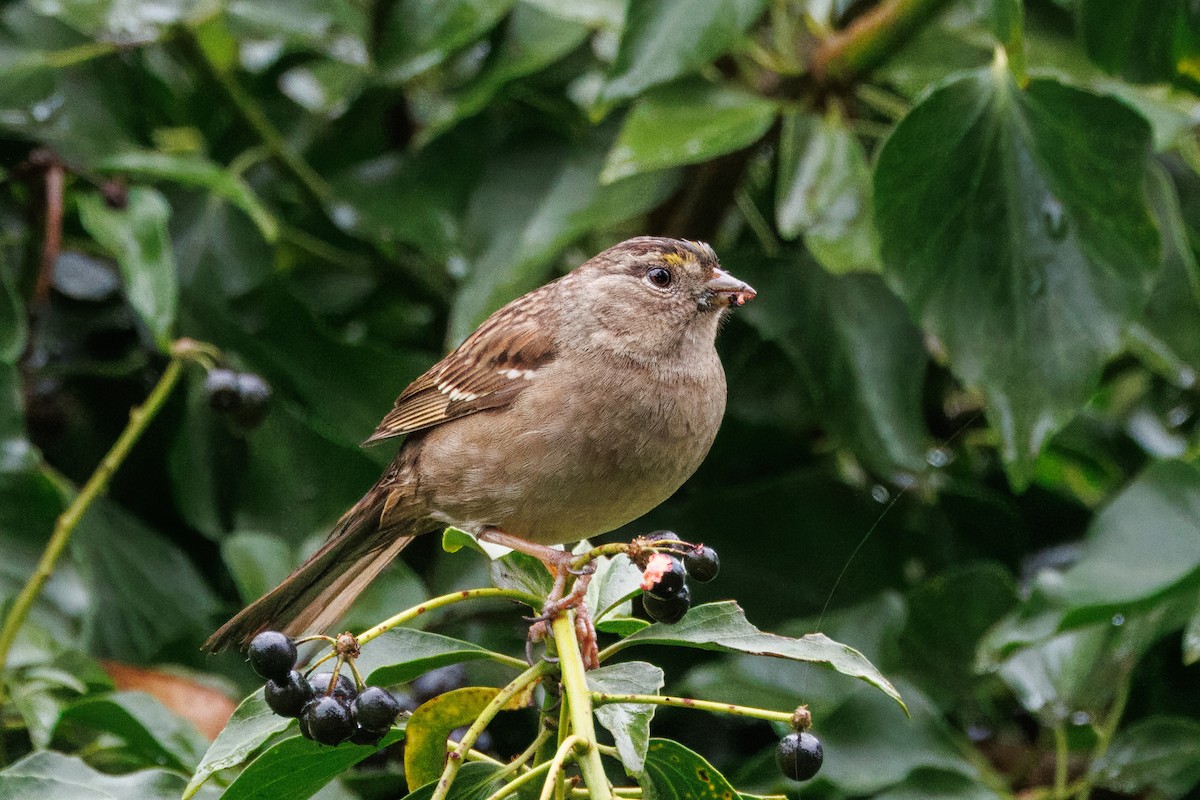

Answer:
[202,482,428,652]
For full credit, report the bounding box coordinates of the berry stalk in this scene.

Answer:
[590,692,800,727]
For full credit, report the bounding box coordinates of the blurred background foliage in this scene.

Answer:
[0,0,1198,797]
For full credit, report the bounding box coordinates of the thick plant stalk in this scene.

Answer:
[811,0,955,83]
[552,611,613,800]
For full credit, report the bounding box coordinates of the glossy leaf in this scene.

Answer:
[78,187,179,350]
[1093,716,1200,798]
[185,691,293,800]
[1058,460,1200,612]
[776,111,881,273]
[602,0,767,102]
[404,762,502,800]
[96,151,278,241]
[378,0,517,83]
[356,628,521,685]
[55,691,208,772]
[1,750,195,800]
[588,661,664,775]
[1080,0,1200,85]
[875,65,1160,485]
[607,601,904,711]
[220,729,404,800]
[601,81,777,183]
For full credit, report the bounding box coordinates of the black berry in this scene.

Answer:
[353,687,402,731]
[646,555,687,600]
[643,583,690,623]
[349,725,388,746]
[310,671,357,702]
[232,372,272,429]
[247,631,297,682]
[683,545,719,583]
[204,368,241,413]
[411,664,467,703]
[776,732,823,781]
[264,670,312,718]
[302,696,355,745]
[644,530,683,544]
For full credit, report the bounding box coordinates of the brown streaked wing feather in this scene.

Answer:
[363,294,556,445]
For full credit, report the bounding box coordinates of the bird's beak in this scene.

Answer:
[706,267,756,308]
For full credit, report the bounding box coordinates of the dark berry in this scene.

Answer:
[644,530,683,544]
[776,732,823,781]
[683,545,720,583]
[310,671,357,701]
[204,368,241,413]
[450,726,493,751]
[247,631,297,682]
[349,725,388,746]
[645,555,687,600]
[265,670,312,718]
[353,687,402,731]
[411,664,467,703]
[302,696,355,745]
[643,583,690,624]
[232,372,272,429]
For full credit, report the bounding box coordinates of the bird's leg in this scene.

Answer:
[477,527,599,669]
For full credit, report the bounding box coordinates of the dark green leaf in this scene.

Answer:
[450,125,679,341]
[72,498,219,661]
[2,750,194,800]
[735,254,929,477]
[221,532,296,604]
[26,0,193,43]
[873,766,1003,800]
[607,601,904,711]
[184,691,293,800]
[1080,0,1200,86]
[1127,164,1200,388]
[1184,605,1200,665]
[224,0,370,65]
[55,691,208,772]
[1059,460,1200,611]
[1094,716,1200,799]
[640,739,750,800]
[96,151,278,241]
[378,0,517,83]
[78,187,178,350]
[589,661,664,775]
[776,111,881,273]
[356,628,520,685]
[219,729,404,800]
[875,66,1160,485]
[0,257,27,364]
[601,81,776,183]
[404,762,502,800]
[602,0,767,102]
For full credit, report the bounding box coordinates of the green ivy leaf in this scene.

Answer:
[1093,716,1200,798]
[606,601,904,712]
[377,0,517,83]
[1,750,198,800]
[1058,460,1200,613]
[185,691,293,800]
[602,0,767,102]
[588,661,664,775]
[776,110,881,274]
[875,66,1160,486]
[601,81,776,184]
[78,187,179,351]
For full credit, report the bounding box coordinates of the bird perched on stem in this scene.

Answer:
[204,237,755,664]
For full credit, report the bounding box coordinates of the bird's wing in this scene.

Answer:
[362,295,557,445]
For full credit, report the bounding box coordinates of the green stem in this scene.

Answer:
[485,756,556,800]
[538,735,586,800]
[811,0,955,83]
[356,587,542,650]
[552,612,613,800]
[42,41,122,69]
[591,692,796,726]
[0,348,189,694]
[1052,723,1070,800]
[431,660,554,800]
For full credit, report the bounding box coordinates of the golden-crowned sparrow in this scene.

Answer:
[204,236,755,652]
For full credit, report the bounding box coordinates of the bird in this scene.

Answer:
[203,236,755,656]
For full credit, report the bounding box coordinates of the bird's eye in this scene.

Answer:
[647,267,672,288]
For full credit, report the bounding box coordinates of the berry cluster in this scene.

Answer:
[776,707,823,782]
[249,631,402,746]
[204,367,272,430]
[637,531,719,623]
